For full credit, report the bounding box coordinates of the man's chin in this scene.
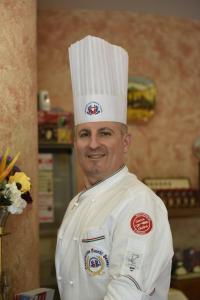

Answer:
[84,166,105,178]
[85,168,102,177]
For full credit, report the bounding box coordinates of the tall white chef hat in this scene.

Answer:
[68,36,129,125]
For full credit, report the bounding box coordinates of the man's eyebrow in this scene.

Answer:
[79,128,90,131]
[99,127,114,132]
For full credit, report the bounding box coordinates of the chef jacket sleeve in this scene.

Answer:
[104,189,174,300]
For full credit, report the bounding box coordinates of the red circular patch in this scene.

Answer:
[130,213,153,235]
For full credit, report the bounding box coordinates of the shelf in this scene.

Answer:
[171,274,200,300]
[172,273,200,280]
[168,207,200,218]
[39,143,73,153]
[39,228,58,238]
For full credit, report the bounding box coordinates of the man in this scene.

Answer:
[55,35,173,300]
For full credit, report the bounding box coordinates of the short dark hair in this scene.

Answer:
[119,123,128,135]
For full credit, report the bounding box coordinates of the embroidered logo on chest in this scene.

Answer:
[84,248,109,276]
[130,212,153,235]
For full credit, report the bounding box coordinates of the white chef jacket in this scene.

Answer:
[55,166,174,300]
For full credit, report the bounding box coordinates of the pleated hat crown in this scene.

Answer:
[68,35,128,125]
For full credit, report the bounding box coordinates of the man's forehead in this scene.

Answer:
[76,122,120,131]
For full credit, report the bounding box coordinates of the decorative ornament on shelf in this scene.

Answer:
[0,148,33,300]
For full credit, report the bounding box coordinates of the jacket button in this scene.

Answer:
[69,280,74,286]
[58,276,62,281]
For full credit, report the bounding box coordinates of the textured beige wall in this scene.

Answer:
[0,0,39,296]
[37,9,200,250]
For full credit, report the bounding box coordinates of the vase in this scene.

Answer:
[0,207,10,300]
[0,207,9,235]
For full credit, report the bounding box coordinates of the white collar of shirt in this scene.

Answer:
[78,165,129,202]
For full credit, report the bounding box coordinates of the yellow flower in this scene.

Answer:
[8,172,31,193]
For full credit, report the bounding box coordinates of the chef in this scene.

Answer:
[55,35,174,300]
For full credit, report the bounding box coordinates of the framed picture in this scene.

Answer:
[127,76,156,123]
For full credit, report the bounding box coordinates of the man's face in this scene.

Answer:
[74,122,131,186]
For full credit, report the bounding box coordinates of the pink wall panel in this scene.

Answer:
[38,9,200,249]
[38,9,200,187]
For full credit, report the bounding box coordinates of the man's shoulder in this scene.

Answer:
[119,172,167,213]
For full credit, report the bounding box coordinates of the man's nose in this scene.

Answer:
[89,135,100,149]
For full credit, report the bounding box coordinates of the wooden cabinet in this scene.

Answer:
[171,274,200,300]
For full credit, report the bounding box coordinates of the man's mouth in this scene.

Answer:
[87,153,105,159]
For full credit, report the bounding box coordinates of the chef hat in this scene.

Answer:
[68,35,128,125]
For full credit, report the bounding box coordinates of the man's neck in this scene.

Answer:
[84,165,125,190]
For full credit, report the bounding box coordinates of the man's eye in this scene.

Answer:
[79,132,89,138]
[100,131,112,136]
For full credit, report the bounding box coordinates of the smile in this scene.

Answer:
[87,154,105,159]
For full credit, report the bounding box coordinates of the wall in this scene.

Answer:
[0,0,39,296]
[37,9,200,250]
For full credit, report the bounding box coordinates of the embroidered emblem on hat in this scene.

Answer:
[84,248,109,276]
[85,101,102,116]
[130,212,153,235]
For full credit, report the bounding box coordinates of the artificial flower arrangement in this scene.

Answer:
[0,149,32,214]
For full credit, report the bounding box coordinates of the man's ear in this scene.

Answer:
[123,133,132,153]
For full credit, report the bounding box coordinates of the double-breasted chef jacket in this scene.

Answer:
[55,166,174,300]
